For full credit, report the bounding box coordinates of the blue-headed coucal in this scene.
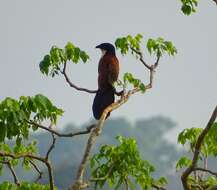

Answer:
[92,43,119,120]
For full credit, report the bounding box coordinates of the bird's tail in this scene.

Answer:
[92,86,115,120]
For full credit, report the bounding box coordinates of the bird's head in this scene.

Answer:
[95,43,116,56]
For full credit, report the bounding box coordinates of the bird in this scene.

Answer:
[92,43,119,120]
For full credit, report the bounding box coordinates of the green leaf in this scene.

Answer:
[0,122,7,142]
[139,83,146,93]
[90,136,164,190]
[40,42,90,77]
[39,55,51,75]
[176,156,192,170]
[180,0,198,15]
[182,4,192,15]
[65,42,75,60]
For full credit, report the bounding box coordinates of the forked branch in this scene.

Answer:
[181,106,217,190]
[28,121,93,137]
[0,152,55,190]
[0,161,20,186]
[61,62,97,94]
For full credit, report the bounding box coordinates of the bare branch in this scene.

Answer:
[130,47,152,70]
[124,178,129,190]
[181,106,217,190]
[46,133,56,160]
[28,121,92,138]
[154,56,160,69]
[0,152,55,190]
[29,160,43,182]
[61,62,97,93]
[0,161,20,186]
[152,184,167,190]
[194,167,217,177]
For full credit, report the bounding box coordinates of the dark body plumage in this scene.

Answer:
[92,43,119,120]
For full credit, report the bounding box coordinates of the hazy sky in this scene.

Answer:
[1,0,217,141]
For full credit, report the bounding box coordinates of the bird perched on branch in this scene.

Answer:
[92,43,119,120]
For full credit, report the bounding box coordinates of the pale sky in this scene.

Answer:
[1,0,217,141]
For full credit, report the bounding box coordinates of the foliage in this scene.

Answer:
[178,122,217,160]
[146,38,177,57]
[115,34,143,55]
[0,94,63,142]
[115,34,177,58]
[39,42,89,77]
[0,181,56,190]
[176,122,217,189]
[115,34,177,94]
[90,136,167,190]
[123,72,146,93]
[0,94,63,189]
[180,0,198,15]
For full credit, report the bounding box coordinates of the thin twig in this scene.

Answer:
[124,178,129,190]
[181,106,217,190]
[90,165,115,181]
[0,152,55,190]
[0,161,20,186]
[46,133,56,160]
[61,62,97,93]
[191,184,204,190]
[194,167,217,177]
[28,121,92,137]
[152,184,167,190]
[130,47,152,70]
[29,160,43,182]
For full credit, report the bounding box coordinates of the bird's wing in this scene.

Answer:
[106,56,119,85]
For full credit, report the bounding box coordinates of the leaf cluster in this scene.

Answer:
[0,181,56,190]
[39,42,89,77]
[115,34,143,55]
[176,123,217,189]
[0,94,63,142]
[123,73,146,93]
[180,0,198,15]
[147,38,177,57]
[0,140,37,174]
[115,34,177,59]
[177,122,217,160]
[90,136,167,190]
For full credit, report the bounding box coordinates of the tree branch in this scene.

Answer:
[90,165,115,181]
[29,160,43,182]
[130,47,152,70]
[61,62,97,94]
[0,161,20,186]
[46,133,56,160]
[181,106,217,190]
[124,178,129,190]
[152,184,167,190]
[194,167,217,177]
[0,152,54,190]
[28,121,92,138]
